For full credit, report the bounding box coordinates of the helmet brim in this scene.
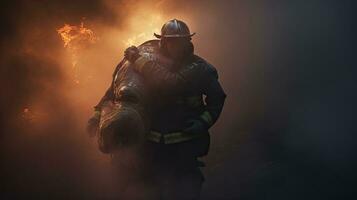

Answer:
[154,32,196,38]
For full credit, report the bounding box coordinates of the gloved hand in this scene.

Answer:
[183,118,209,134]
[124,46,140,63]
[86,112,100,137]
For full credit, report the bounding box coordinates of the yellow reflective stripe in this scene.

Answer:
[146,131,204,144]
[134,56,150,72]
[200,111,213,126]
[146,131,161,143]
[164,132,203,144]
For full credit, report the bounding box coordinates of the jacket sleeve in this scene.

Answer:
[200,66,227,128]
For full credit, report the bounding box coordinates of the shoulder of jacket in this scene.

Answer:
[192,55,218,78]
[138,40,161,62]
[139,39,160,49]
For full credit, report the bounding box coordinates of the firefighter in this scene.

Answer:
[88,19,226,199]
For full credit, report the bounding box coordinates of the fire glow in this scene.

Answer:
[122,14,163,46]
[57,21,98,83]
[57,21,98,51]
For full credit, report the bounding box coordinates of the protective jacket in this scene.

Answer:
[95,40,226,147]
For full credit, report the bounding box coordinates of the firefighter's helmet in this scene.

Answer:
[154,19,195,38]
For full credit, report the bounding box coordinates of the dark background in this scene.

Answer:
[0,0,356,199]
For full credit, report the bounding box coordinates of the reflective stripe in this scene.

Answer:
[200,111,213,126]
[146,131,161,143]
[146,130,204,144]
[164,131,204,144]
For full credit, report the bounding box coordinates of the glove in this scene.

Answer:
[86,111,100,137]
[183,118,209,134]
[124,46,140,63]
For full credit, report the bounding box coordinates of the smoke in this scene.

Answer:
[0,0,198,198]
[0,0,356,199]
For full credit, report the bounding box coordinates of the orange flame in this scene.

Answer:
[57,21,98,83]
[57,21,98,51]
